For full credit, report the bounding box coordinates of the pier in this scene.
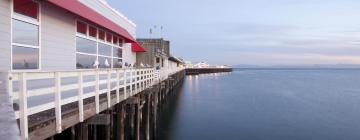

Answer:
[2,68,184,140]
[185,68,233,75]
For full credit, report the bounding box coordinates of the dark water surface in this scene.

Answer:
[157,69,360,140]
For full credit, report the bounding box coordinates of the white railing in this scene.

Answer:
[7,68,154,140]
[5,67,184,140]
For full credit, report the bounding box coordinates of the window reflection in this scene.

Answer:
[98,43,112,56]
[113,47,122,58]
[12,19,39,46]
[113,58,122,68]
[12,46,39,69]
[76,54,96,69]
[76,37,97,54]
[99,57,111,68]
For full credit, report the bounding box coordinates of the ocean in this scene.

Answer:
[157,69,360,140]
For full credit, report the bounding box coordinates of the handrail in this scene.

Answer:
[6,67,184,140]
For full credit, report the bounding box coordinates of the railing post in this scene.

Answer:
[55,72,62,133]
[116,70,120,103]
[130,69,133,96]
[8,73,13,105]
[19,73,28,140]
[123,69,127,99]
[107,70,111,108]
[95,70,100,114]
[78,72,84,122]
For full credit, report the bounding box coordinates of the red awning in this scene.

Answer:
[132,43,146,52]
[46,0,145,52]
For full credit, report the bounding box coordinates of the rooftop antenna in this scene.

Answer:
[153,25,158,38]
[149,28,153,38]
[160,26,163,38]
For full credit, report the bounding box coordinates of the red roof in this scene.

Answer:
[47,0,145,52]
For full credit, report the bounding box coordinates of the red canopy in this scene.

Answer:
[47,0,145,52]
[132,43,146,52]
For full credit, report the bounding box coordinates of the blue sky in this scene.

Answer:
[108,0,360,66]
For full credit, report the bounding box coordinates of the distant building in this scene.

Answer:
[136,38,170,70]
[194,62,210,68]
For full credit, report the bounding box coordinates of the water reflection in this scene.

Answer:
[157,70,360,140]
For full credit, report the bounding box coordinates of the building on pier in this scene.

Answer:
[0,0,184,140]
[136,38,170,70]
[136,38,185,79]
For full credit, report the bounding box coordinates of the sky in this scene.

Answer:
[108,0,360,66]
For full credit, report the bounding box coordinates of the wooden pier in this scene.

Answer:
[34,70,185,140]
[185,68,233,75]
[1,68,185,140]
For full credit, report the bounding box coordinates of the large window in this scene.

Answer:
[12,0,40,70]
[76,20,124,69]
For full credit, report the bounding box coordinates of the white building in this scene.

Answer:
[0,0,182,140]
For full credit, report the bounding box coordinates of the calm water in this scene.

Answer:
[157,69,360,140]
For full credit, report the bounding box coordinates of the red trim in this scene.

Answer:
[46,0,145,52]
[132,43,146,52]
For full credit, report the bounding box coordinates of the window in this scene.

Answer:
[118,38,123,47]
[76,21,87,35]
[113,58,122,68]
[12,0,40,70]
[99,30,105,40]
[76,37,96,54]
[98,57,111,68]
[12,19,39,46]
[113,47,122,58]
[76,54,96,69]
[12,46,39,69]
[89,26,97,38]
[106,33,112,42]
[156,57,160,63]
[76,20,124,69]
[113,36,118,45]
[14,0,38,19]
[98,43,112,56]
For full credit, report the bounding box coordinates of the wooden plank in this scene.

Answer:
[86,114,110,125]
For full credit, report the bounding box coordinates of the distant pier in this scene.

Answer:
[185,68,233,75]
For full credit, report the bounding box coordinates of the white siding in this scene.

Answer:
[40,2,76,71]
[0,0,11,71]
[79,0,136,37]
[123,44,137,66]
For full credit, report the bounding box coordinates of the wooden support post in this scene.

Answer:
[71,126,76,140]
[82,123,89,140]
[19,73,28,140]
[130,103,135,139]
[55,72,62,133]
[95,70,100,114]
[145,94,151,140]
[106,111,111,140]
[119,104,125,140]
[78,72,84,122]
[135,101,141,140]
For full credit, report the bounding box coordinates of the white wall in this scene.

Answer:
[0,0,11,71]
[41,2,76,71]
[123,44,137,66]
